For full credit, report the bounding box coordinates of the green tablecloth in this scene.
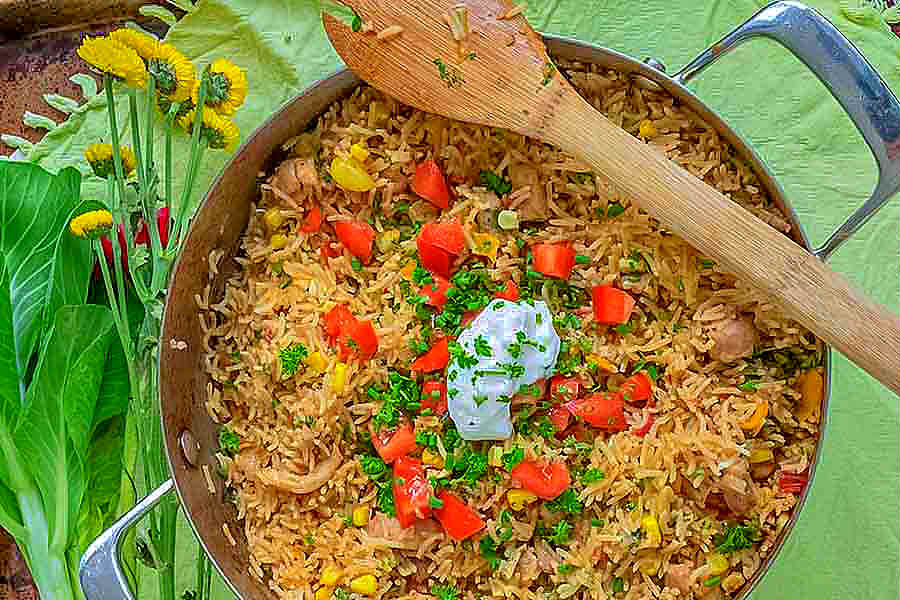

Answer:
[14,0,899,597]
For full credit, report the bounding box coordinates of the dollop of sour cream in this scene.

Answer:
[448,299,560,440]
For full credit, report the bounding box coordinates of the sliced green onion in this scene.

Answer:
[497,209,519,230]
[575,255,591,265]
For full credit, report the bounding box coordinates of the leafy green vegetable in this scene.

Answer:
[501,447,524,471]
[218,427,241,457]
[582,469,605,484]
[606,203,626,218]
[479,170,512,196]
[432,584,458,600]
[545,489,582,514]
[715,522,761,553]
[278,342,308,378]
[479,535,502,569]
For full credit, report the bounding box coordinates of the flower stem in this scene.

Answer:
[169,76,207,252]
[103,177,133,347]
[127,89,145,188]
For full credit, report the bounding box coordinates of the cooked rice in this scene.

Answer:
[201,58,822,600]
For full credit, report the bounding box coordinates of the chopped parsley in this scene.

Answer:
[359,454,389,479]
[448,447,488,487]
[582,469,605,484]
[435,267,497,337]
[334,589,350,600]
[611,577,625,593]
[479,535,502,570]
[714,522,761,554]
[704,575,722,587]
[541,61,556,86]
[218,427,240,457]
[545,489,582,514]
[614,321,634,336]
[351,257,363,272]
[738,378,759,392]
[537,520,574,546]
[558,564,575,575]
[575,255,591,265]
[278,343,308,378]
[501,446,524,471]
[700,259,716,270]
[606,202,626,218]
[479,170,513,196]
[449,341,479,368]
[412,266,433,286]
[350,12,362,32]
[631,359,661,381]
[376,485,396,517]
[432,584,458,600]
[433,58,464,88]
[473,335,492,357]
[517,383,543,397]
[409,338,430,355]
[591,518,605,528]
[369,371,421,430]
[429,496,445,509]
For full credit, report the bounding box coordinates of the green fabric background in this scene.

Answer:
[14,0,899,598]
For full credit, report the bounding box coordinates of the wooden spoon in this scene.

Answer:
[323,0,900,393]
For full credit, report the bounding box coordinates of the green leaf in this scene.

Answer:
[0,135,33,154]
[69,73,98,98]
[77,415,127,554]
[43,94,81,115]
[166,0,197,11]
[139,4,179,25]
[23,111,58,131]
[0,163,89,382]
[13,304,115,545]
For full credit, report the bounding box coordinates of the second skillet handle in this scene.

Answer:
[673,0,900,261]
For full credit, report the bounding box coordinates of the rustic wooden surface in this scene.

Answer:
[0,0,146,39]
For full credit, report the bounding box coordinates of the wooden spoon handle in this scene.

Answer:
[543,91,900,394]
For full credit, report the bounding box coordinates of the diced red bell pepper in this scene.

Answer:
[532,243,576,280]
[411,159,451,210]
[417,244,453,279]
[495,280,519,302]
[418,222,466,255]
[549,376,581,404]
[566,392,626,431]
[372,422,417,464]
[620,372,653,404]
[320,242,341,263]
[632,413,655,437]
[510,460,571,500]
[300,205,323,233]
[334,220,376,264]
[393,456,434,528]
[410,337,450,372]
[548,404,571,432]
[338,318,379,361]
[324,304,356,342]
[592,285,636,325]
[432,491,485,540]
[420,381,448,415]
[421,275,451,309]
[778,470,808,495]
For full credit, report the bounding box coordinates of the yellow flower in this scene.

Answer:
[195,58,247,116]
[108,28,159,60]
[179,106,240,150]
[69,209,114,239]
[77,35,147,88]
[147,42,195,103]
[84,143,137,178]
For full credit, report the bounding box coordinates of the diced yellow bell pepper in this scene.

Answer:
[641,514,661,547]
[471,232,500,262]
[740,399,768,434]
[352,505,370,527]
[747,447,774,464]
[587,354,617,373]
[350,575,377,596]
[270,233,288,250]
[332,362,348,394]
[321,566,342,587]
[707,553,730,576]
[400,259,417,280]
[507,489,538,511]
[306,351,327,373]
[794,369,823,422]
[330,156,375,192]
[263,208,284,230]
[422,448,444,469]
[350,143,370,163]
[639,119,657,139]
[314,587,332,600]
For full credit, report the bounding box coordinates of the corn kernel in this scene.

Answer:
[507,489,538,511]
[314,587,332,600]
[270,233,288,250]
[641,514,662,547]
[306,351,327,373]
[350,143,370,163]
[263,208,284,230]
[422,448,444,469]
[639,119,657,139]
[400,259,417,280]
[587,354,617,373]
[471,232,500,261]
[350,575,377,596]
[747,447,774,464]
[330,156,375,192]
[321,566,342,587]
[639,554,661,576]
[707,552,730,576]
[332,362,348,394]
[352,505,370,527]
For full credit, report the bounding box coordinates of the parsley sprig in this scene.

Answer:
[369,371,421,430]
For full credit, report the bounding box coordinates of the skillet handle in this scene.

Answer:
[79,479,176,600]
[673,0,900,261]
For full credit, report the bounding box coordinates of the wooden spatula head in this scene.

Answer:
[323,0,567,138]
